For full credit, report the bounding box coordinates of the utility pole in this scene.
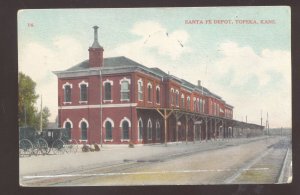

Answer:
[24,104,27,127]
[40,95,43,132]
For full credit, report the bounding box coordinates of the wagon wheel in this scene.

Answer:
[52,139,65,155]
[19,139,33,157]
[64,140,73,154]
[71,139,78,153]
[37,138,48,155]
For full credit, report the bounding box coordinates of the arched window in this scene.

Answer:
[199,98,203,112]
[64,85,71,102]
[170,88,174,105]
[175,90,179,106]
[65,122,72,140]
[193,99,197,112]
[121,80,130,100]
[138,79,143,101]
[105,121,113,140]
[122,121,129,140]
[187,96,191,111]
[147,83,152,102]
[181,94,185,109]
[147,119,152,140]
[80,84,88,101]
[156,87,160,104]
[81,122,87,140]
[104,82,112,100]
[156,120,161,140]
[138,118,143,140]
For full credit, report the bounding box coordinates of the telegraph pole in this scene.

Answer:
[40,95,43,132]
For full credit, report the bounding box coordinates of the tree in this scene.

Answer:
[18,72,39,127]
[19,72,51,130]
[33,106,51,130]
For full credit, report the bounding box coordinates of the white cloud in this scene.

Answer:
[19,36,87,122]
[108,21,191,60]
[203,41,291,127]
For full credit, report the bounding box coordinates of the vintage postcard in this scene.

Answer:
[18,7,291,186]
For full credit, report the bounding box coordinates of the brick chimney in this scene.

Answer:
[197,80,201,87]
[88,26,104,68]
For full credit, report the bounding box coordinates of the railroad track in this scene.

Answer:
[21,136,290,186]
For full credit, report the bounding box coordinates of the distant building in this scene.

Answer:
[54,26,256,145]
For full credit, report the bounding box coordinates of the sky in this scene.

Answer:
[18,7,291,128]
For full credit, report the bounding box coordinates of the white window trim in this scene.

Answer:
[119,117,131,127]
[147,82,153,88]
[156,120,161,140]
[63,102,72,105]
[121,139,130,142]
[181,93,185,98]
[103,99,114,103]
[175,90,179,94]
[63,118,73,128]
[78,80,89,88]
[79,118,89,128]
[62,82,73,89]
[170,88,174,92]
[103,79,113,86]
[137,78,143,86]
[120,78,130,101]
[138,79,143,101]
[103,117,115,128]
[119,77,131,85]
[156,85,160,90]
[138,118,143,141]
[79,100,88,104]
[79,139,88,143]
[147,118,153,140]
[120,98,130,102]
[104,139,113,142]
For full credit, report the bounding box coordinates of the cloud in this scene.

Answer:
[203,41,291,127]
[107,21,191,60]
[19,36,87,122]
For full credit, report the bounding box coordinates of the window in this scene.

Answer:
[203,99,205,113]
[187,96,191,110]
[138,80,143,101]
[199,99,202,113]
[80,84,88,101]
[170,88,174,105]
[175,90,179,106]
[81,122,87,140]
[147,83,152,102]
[194,99,197,112]
[64,85,71,102]
[104,83,112,100]
[122,121,129,140]
[121,81,130,100]
[147,119,152,140]
[65,122,72,140]
[181,94,185,109]
[156,86,160,104]
[105,121,112,140]
[156,120,161,140]
[138,118,143,140]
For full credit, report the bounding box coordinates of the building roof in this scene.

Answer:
[58,55,231,105]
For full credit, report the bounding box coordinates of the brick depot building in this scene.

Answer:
[54,26,263,145]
